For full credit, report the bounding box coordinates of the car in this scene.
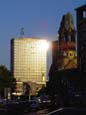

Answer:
[29,100,40,111]
[48,107,86,115]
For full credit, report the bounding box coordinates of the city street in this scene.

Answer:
[24,109,48,115]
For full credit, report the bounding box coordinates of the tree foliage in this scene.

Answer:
[0,65,12,88]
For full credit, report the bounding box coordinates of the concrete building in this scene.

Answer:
[52,41,59,68]
[11,38,48,95]
[75,5,86,72]
[49,41,59,78]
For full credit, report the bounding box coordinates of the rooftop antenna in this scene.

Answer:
[20,27,24,38]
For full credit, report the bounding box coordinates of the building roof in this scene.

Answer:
[75,4,86,11]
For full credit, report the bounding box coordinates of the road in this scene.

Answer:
[24,109,48,115]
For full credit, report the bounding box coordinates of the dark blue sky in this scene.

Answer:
[0,0,85,72]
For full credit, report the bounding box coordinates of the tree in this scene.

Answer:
[0,65,13,98]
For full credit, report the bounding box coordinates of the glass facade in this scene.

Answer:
[11,38,47,85]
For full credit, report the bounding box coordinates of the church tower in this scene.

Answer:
[58,13,77,70]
